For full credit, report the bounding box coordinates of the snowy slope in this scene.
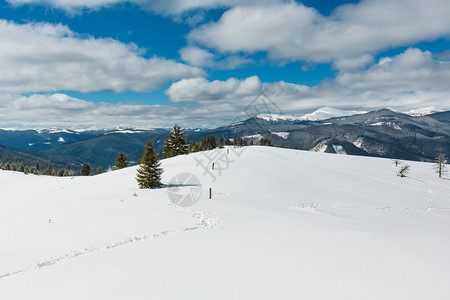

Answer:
[1,147,449,299]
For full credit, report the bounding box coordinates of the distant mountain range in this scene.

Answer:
[1,108,449,170]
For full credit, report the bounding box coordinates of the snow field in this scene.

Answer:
[0,146,449,299]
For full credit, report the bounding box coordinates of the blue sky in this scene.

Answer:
[0,0,449,129]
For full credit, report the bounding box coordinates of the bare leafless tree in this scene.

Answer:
[392,159,401,167]
[397,165,410,177]
[434,153,447,178]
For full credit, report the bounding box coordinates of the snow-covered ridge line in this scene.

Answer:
[256,107,368,122]
[256,114,304,122]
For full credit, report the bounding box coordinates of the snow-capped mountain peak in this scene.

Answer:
[255,114,302,122]
[298,107,368,121]
[404,106,442,116]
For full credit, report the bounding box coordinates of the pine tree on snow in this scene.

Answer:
[114,152,129,170]
[80,163,92,176]
[136,138,163,189]
[162,125,187,158]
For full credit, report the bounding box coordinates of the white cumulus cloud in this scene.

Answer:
[179,46,253,69]
[165,76,262,103]
[189,0,450,64]
[0,20,204,94]
[336,48,450,92]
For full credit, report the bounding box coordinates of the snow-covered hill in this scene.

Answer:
[299,106,367,121]
[1,147,449,299]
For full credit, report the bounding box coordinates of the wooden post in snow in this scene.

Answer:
[209,188,212,199]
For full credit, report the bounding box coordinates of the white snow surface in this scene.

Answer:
[1,147,450,299]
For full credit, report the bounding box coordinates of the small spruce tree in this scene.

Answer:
[96,166,103,175]
[218,137,225,149]
[136,138,163,189]
[46,163,55,176]
[162,125,188,158]
[260,138,272,146]
[114,152,129,170]
[57,168,65,177]
[80,163,92,176]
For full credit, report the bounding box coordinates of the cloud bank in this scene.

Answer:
[6,0,283,14]
[0,20,203,94]
[189,0,450,64]
[3,48,448,129]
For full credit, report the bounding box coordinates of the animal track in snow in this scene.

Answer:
[0,206,219,280]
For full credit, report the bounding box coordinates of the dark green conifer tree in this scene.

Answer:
[46,163,55,176]
[218,137,225,148]
[80,163,92,176]
[188,139,196,153]
[162,125,187,158]
[114,152,129,170]
[260,138,272,146]
[136,138,163,189]
[96,166,103,175]
[200,135,217,150]
[57,168,65,177]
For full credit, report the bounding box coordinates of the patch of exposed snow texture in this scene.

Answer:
[272,132,289,139]
[245,134,263,140]
[353,137,364,149]
[370,122,402,130]
[332,145,347,155]
[48,129,73,134]
[57,137,65,143]
[311,140,329,152]
[104,130,144,135]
